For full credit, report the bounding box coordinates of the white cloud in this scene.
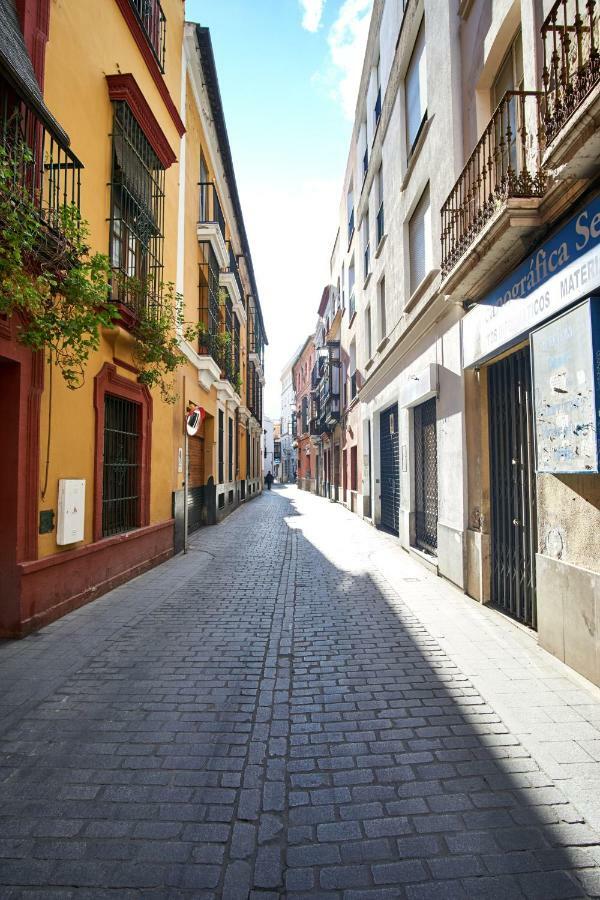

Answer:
[319,0,373,120]
[299,0,326,32]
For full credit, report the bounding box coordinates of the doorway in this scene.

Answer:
[488,347,537,628]
[0,359,20,625]
[414,397,438,554]
[379,404,400,534]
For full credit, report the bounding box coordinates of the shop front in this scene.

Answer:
[464,193,600,687]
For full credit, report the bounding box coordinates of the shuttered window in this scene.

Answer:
[405,22,427,154]
[409,184,431,294]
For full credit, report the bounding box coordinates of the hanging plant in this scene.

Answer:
[0,142,116,389]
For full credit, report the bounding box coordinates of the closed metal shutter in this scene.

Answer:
[414,397,438,553]
[380,404,400,534]
[488,347,537,628]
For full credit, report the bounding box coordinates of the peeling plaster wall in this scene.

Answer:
[537,474,600,573]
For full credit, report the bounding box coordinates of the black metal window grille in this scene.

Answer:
[102,394,141,538]
[223,293,234,380]
[233,316,240,384]
[301,396,308,433]
[228,417,233,482]
[199,241,220,357]
[414,397,438,553]
[0,78,82,257]
[109,102,165,319]
[218,410,224,483]
[128,0,167,71]
[198,181,225,241]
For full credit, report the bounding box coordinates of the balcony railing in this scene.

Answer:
[129,0,166,72]
[542,0,600,145]
[199,182,225,243]
[223,240,243,299]
[0,81,82,263]
[441,90,546,278]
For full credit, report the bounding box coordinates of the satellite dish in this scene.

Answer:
[186,406,205,436]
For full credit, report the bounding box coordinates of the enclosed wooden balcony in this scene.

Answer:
[441,91,546,297]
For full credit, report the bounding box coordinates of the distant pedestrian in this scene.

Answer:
[265,471,274,490]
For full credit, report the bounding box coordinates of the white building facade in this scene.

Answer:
[323,0,600,688]
[279,355,297,483]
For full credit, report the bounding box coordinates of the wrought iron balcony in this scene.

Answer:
[441,90,546,279]
[542,0,600,145]
[223,240,243,300]
[129,0,166,72]
[0,79,82,265]
[198,181,225,242]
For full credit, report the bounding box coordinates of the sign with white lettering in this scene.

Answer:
[462,196,600,368]
[531,299,600,474]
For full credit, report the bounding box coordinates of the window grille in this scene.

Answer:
[218,410,224,483]
[234,316,240,384]
[102,394,140,537]
[228,417,233,482]
[199,241,220,357]
[223,292,234,380]
[129,0,167,71]
[109,102,165,319]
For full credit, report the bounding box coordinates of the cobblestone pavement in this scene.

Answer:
[1,485,600,899]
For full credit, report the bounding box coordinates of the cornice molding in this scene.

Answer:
[113,0,185,137]
[106,73,177,168]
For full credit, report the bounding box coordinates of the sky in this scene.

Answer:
[185,0,374,418]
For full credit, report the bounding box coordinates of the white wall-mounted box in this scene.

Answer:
[57,479,85,545]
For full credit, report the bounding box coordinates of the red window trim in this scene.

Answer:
[93,363,153,543]
[106,73,177,169]
[113,0,185,138]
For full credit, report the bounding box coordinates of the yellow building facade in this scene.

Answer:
[0,0,265,634]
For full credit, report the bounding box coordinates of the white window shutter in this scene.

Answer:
[409,184,431,293]
[406,22,427,151]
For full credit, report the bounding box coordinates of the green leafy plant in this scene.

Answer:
[0,142,115,388]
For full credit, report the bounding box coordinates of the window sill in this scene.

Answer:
[365,357,374,371]
[375,233,387,258]
[363,272,372,290]
[401,115,433,192]
[347,227,355,251]
[376,335,389,354]
[348,311,357,328]
[405,268,439,314]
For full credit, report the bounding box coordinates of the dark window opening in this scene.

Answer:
[102,394,140,537]
[218,409,224,484]
[128,0,167,71]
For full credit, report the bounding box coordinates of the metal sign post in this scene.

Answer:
[183,424,189,554]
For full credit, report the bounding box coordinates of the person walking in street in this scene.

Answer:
[265,471,274,490]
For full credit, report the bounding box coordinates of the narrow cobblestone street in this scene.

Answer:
[2,486,600,899]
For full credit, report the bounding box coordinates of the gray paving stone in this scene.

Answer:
[0,487,599,897]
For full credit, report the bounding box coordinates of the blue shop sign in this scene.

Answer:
[462,195,600,368]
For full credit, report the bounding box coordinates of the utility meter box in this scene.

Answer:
[57,479,86,545]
